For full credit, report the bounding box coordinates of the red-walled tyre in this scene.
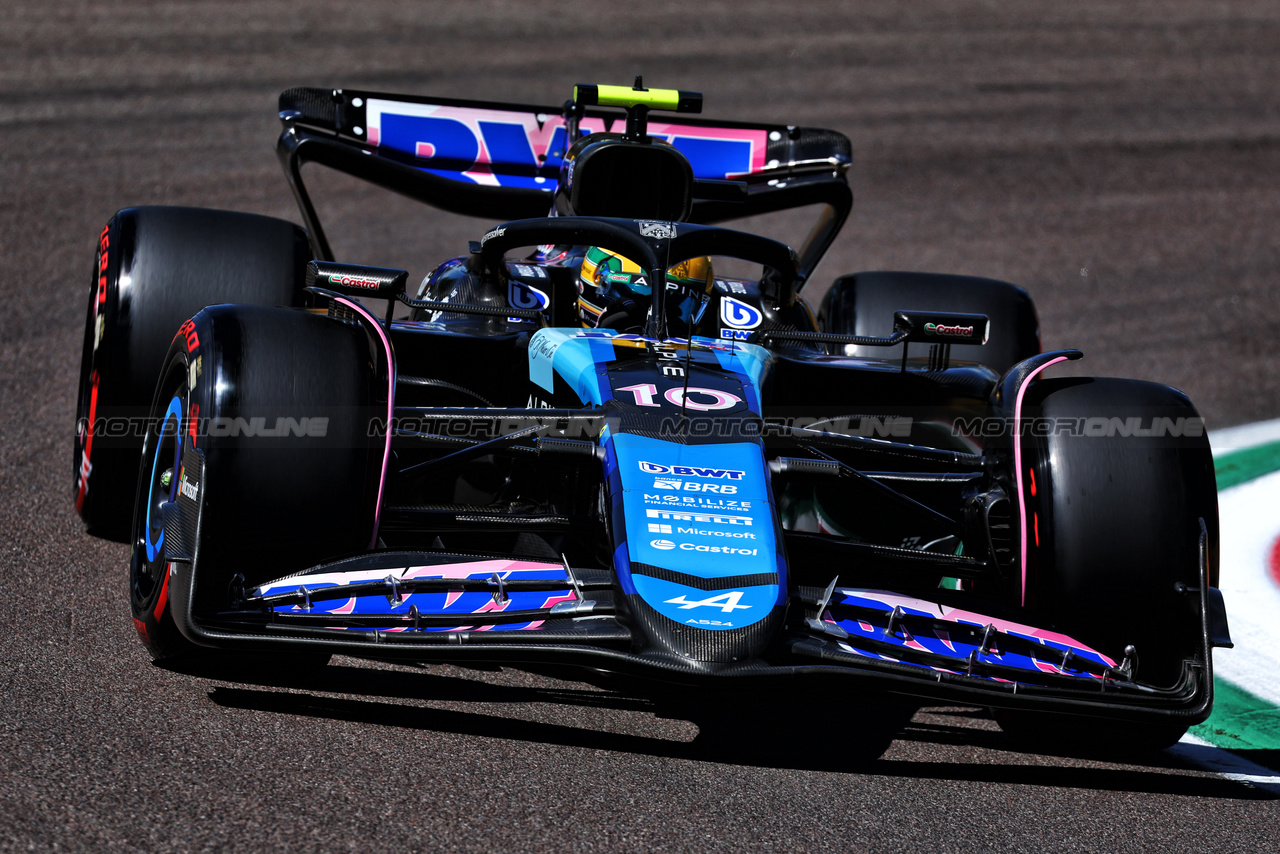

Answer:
[75,207,311,542]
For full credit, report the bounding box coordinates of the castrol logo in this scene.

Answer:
[330,274,381,290]
[924,322,974,338]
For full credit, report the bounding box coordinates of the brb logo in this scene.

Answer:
[366,100,768,190]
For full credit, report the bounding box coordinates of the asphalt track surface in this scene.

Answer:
[3,2,1280,850]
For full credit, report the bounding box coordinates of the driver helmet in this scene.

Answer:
[578,246,714,335]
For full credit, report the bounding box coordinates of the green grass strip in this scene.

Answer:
[1190,435,1280,773]
[1214,440,1280,490]
[1192,678,1280,751]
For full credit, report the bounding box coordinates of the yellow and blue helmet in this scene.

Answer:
[578,246,714,336]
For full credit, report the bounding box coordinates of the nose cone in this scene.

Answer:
[606,431,786,664]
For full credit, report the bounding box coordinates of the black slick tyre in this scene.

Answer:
[129,304,382,662]
[997,376,1218,753]
[76,207,311,541]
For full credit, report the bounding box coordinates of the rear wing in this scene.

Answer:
[277,87,853,286]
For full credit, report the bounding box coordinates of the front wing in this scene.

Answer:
[164,454,1221,726]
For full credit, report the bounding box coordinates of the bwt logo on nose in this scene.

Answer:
[639,461,745,480]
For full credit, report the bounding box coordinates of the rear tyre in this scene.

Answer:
[998,377,1217,752]
[76,207,311,541]
[820,271,1040,374]
[128,304,382,664]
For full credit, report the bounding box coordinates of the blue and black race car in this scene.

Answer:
[74,81,1232,758]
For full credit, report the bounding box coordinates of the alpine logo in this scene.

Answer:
[663,591,751,613]
[638,461,745,480]
[719,296,762,330]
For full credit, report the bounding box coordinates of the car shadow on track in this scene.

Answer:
[189,660,1274,796]
[195,659,905,769]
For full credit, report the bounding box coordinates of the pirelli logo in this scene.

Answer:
[645,508,753,526]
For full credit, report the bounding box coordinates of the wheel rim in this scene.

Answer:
[130,366,186,616]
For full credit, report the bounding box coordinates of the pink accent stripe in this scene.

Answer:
[1014,356,1069,606]
[335,297,396,548]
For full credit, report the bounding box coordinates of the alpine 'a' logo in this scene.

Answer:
[719,296,762,329]
[663,591,751,613]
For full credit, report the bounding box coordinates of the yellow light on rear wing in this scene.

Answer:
[574,83,702,114]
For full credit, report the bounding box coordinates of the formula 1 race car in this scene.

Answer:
[75,81,1232,757]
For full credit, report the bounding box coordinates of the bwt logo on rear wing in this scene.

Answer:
[362,98,769,190]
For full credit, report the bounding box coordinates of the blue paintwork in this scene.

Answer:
[527,328,614,402]
[144,395,184,562]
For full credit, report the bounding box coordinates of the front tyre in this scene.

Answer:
[128,305,382,663]
[998,377,1218,752]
